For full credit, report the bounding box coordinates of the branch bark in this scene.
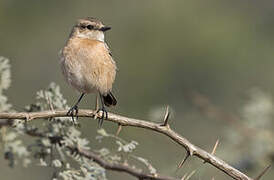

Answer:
[68,146,178,180]
[0,110,254,180]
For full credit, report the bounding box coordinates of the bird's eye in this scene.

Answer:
[87,25,94,30]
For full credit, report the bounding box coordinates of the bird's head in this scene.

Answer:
[70,17,111,42]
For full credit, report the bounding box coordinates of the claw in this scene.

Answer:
[67,105,79,123]
[96,107,108,128]
[67,93,85,124]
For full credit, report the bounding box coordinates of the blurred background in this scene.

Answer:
[0,0,274,179]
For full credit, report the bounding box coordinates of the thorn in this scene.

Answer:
[211,139,219,155]
[25,113,30,122]
[204,139,219,164]
[116,124,122,136]
[46,95,55,122]
[254,164,271,180]
[161,105,170,126]
[181,170,196,180]
[185,170,196,180]
[177,151,190,169]
[189,147,195,156]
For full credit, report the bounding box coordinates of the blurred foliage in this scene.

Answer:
[0,57,11,111]
[222,88,274,171]
[0,57,159,180]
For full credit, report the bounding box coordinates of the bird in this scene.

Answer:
[60,17,117,127]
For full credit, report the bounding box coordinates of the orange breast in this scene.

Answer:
[62,38,116,94]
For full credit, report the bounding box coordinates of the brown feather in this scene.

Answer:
[61,38,116,95]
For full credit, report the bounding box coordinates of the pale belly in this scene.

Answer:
[60,58,96,94]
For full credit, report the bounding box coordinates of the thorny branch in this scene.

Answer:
[0,109,263,180]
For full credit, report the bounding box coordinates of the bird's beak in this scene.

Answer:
[100,26,111,32]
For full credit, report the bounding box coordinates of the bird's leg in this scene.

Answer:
[96,93,108,128]
[94,94,100,120]
[67,93,85,123]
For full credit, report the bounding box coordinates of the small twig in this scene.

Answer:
[46,94,55,122]
[46,94,54,112]
[254,164,271,180]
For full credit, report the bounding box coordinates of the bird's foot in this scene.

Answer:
[67,105,79,123]
[96,107,108,128]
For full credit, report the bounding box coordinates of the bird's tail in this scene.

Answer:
[103,92,117,107]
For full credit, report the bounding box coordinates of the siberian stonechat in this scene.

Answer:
[60,17,117,126]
